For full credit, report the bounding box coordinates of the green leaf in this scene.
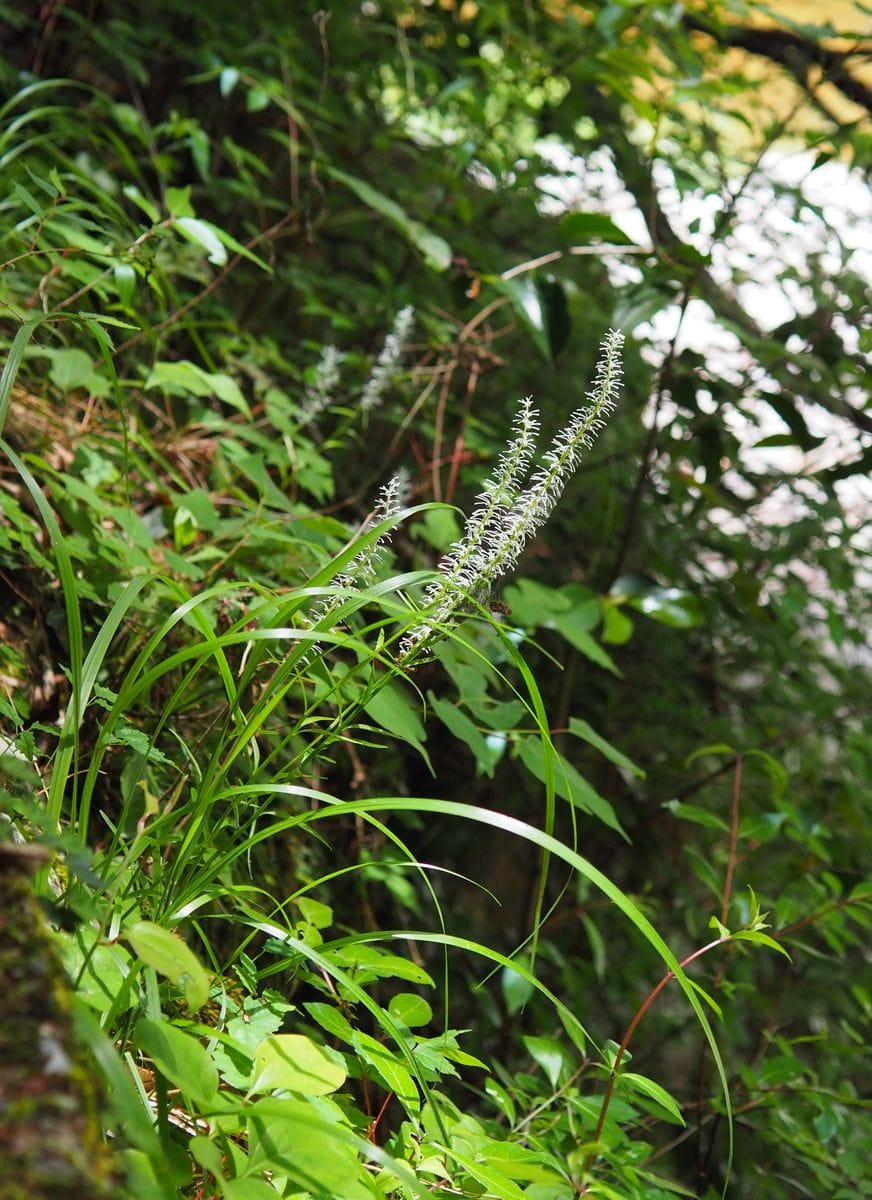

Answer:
[501,962,535,1016]
[364,682,431,767]
[328,166,452,270]
[46,348,111,396]
[304,1001,355,1044]
[518,736,626,837]
[144,360,250,415]
[662,800,729,831]
[551,613,621,674]
[628,585,704,628]
[602,602,634,645]
[136,1017,218,1105]
[297,897,333,929]
[620,1072,685,1125]
[246,1097,366,1196]
[569,717,644,778]
[503,578,571,626]
[428,693,496,776]
[176,218,228,265]
[389,992,433,1028]
[219,66,239,97]
[494,276,551,360]
[561,211,633,244]
[113,262,136,306]
[352,1030,420,1112]
[522,1034,568,1088]
[249,1033,347,1095]
[124,920,210,1010]
[732,930,792,959]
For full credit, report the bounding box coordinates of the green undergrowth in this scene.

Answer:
[1,9,871,1200]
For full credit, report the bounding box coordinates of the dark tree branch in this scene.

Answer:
[685,16,872,114]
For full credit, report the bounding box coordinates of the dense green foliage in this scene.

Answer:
[1,2,870,1198]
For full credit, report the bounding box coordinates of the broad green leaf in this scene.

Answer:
[113,262,136,306]
[59,929,133,1015]
[503,578,571,626]
[124,920,209,1010]
[389,992,433,1028]
[246,1097,367,1197]
[602,602,634,644]
[249,1033,347,1095]
[501,962,535,1016]
[428,693,495,776]
[297,897,333,929]
[145,360,250,415]
[364,682,431,766]
[135,1017,218,1105]
[452,1150,528,1200]
[522,1034,568,1088]
[611,575,704,629]
[219,66,239,96]
[494,276,550,360]
[46,347,111,396]
[552,612,620,674]
[224,1180,279,1200]
[474,1139,564,1185]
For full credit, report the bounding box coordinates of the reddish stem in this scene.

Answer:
[582,936,728,1181]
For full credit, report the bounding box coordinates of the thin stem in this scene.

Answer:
[582,936,729,1181]
[721,755,743,926]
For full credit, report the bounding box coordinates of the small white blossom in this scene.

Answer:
[398,329,624,663]
[298,344,342,426]
[360,304,415,413]
[305,472,408,650]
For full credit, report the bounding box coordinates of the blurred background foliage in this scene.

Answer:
[0,1,870,1197]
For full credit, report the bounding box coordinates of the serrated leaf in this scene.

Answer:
[352,1030,419,1112]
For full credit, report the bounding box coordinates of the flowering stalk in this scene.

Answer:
[398,329,624,663]
[298,343,342,426]
[360,304,415,413]
[303,471,409,655]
